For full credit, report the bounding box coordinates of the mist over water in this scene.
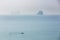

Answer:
[0,15,60,40]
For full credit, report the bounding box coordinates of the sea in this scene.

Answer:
[0,15,60,40]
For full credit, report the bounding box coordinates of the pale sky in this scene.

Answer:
[0,0,60,15]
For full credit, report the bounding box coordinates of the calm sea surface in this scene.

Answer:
[0,15,60,40]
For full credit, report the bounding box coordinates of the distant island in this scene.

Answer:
[37,11,43,15]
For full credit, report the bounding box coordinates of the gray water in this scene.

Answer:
[0,15,60,40]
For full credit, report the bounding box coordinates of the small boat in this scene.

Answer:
[20,32,24,34]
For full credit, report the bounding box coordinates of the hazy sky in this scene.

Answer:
[0,0,60,15]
